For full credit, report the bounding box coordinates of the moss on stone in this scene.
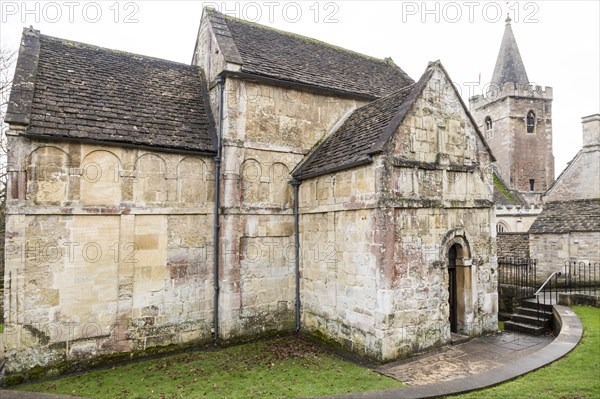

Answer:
[2,338,212,387]
[493,173,519,204]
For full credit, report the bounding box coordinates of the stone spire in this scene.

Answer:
[490,14,529,88]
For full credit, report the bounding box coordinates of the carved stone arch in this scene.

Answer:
[440,228,474,335]
[269,162,291,207]
[526,110,536,133]
[27,146,71,205]
[496,220,510,233]
[81,150,122,206]
[81,149,123,166]
[240,159,264,205]
[133,153,168,206]
[133,152,168,171]
[440,228,472,262]
[484,116,493,131]
[177,157,207,205]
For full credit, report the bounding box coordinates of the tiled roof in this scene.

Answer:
[6,29,215,154]
[493,172,526,206]
[293,61,495,180]
[293,62,436,179]
[529,199,600,234]
[293,86,414,179]
[207,9,414,98]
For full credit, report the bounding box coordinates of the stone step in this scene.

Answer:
[515,306,553,319]
[511,313,552,328]
[520,298,554,312]
[451,333,470,345]
[504,320,546,335]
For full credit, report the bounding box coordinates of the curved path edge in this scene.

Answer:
[0,306,583,399]
[310,304,583,399]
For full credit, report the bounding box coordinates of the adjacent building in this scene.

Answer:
[529,115,600,276]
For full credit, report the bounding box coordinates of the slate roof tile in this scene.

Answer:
[292,63,435,179]
[529,199,600,234]
[493,172,527,206]
[207,9,414,98]
[293,61,494,180]
[7,30,215,154]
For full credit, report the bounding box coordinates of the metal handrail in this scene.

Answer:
[535,271,562,331]
[534,272,562,296]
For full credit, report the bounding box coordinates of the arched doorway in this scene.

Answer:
[441,229,473,336]
[448,244,461,333]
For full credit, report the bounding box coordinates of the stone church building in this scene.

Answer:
[1,9,498,378]
[470,15,554,234]
[471,17,599,281]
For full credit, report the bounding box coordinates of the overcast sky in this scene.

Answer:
[1,0,599,176]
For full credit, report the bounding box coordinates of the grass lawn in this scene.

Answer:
[14,306,600,399]
[453,306,600,399]
[0,323,4,333]
[16,336,403,399]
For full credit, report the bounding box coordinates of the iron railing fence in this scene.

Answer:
[563,260,600,296]
[498,257,537,300]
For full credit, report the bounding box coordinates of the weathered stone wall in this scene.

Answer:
[495,204,541,233]
[214,77,365,339]
[530,232,600,279]
[2,48,367,377]
[382,68,497,359]
[299,165,379,357]
[544,148,600,202]
[3,29,501,376]
[2,137,215,374]
[470,84,554,193]
[192,11,229,84]
[299,67,497,361]
[497,233,530,258]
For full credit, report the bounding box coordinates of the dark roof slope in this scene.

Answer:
[293,61,494,180]
[206,9,414,98]
[529,199,600,234]
[493,172,526,206]
[6,28,215,154]
[293,84,415,179]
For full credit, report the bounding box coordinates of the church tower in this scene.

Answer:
[470,16,554,200]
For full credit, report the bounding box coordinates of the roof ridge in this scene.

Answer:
[543,149,581,197]
[39,34,196,68]
[352,83,416,111]
[207,8,398,66]
[293,75,423,180]
[546,198,600,205]
[364,82,418,106]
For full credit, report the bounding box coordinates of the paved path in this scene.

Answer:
[1,306,583,399]
[378,332,552,386]
[309,305,582,398]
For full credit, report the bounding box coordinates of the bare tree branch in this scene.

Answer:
[1,47,17,291]
[1,47,17,176]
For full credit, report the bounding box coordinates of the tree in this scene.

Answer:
[1,47,16,153]
[0,47,16,308]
